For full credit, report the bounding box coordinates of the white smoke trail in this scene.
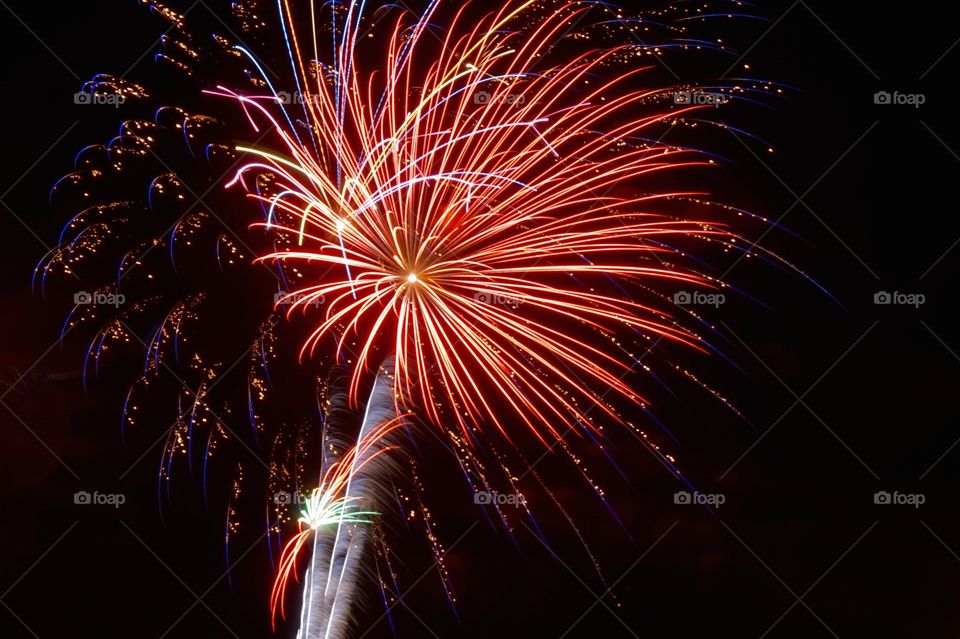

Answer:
[298,361,399,639]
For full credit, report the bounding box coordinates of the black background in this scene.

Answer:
[1,1,959,637]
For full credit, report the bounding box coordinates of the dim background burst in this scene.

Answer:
[1,1,959,638]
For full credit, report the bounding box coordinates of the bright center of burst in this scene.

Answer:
[407,273,418,284]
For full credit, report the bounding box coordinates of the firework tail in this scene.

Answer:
[298,360,400,639]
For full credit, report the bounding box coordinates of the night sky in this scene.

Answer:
[2,1,960,637]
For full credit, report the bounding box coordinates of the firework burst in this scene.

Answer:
[217,0,758,447]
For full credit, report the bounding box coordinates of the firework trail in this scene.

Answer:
[279,362,402,639]
[36,0,802,635]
